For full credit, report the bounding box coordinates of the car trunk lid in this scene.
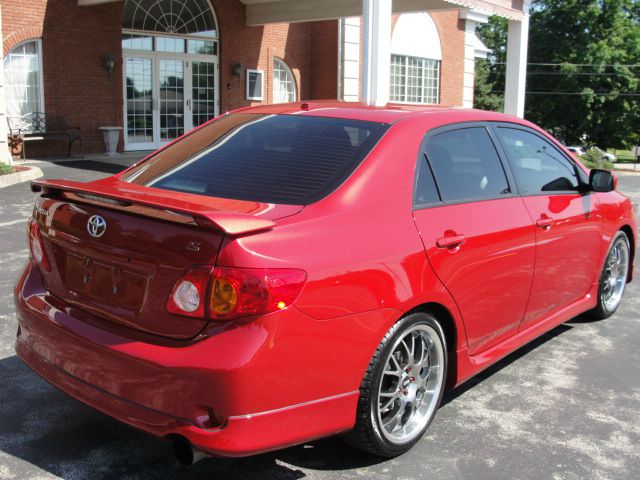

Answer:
[30,178,302,340]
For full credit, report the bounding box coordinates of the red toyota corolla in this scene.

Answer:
[14,102,637,462]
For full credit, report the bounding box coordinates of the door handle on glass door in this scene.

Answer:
[436,234,466,249]
[536,216,553,229]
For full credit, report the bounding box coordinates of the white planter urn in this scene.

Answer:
[99,126,123,157]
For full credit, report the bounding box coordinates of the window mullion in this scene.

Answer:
[435,61,440,103]
[403,56,409,103]
[419,57,425,103]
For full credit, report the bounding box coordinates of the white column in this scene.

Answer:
[339,17,361,102]
[0,5,11,165]
[504,2,530,118]
[361,0,392,106]
[460,10,489,109]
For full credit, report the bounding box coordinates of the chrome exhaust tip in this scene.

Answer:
[172,437,208,465]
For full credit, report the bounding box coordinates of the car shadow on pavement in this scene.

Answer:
[0,322,576,479]
[565,312,605,324]
[441,323,574,407]
[53,160,128,175]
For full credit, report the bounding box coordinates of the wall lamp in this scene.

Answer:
[228,62,244,90]
[102,53,115,75]
[232,62,244,78]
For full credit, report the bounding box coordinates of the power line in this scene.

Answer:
[527,92,640,96]
[494,62,640,67]
[486,68,639,77]
[490,91,640,96]
[527,71,639,77]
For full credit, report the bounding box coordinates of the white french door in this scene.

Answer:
[124,53,218,151]
[124,55,155,150]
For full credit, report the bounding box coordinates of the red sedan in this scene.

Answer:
[15,102,637,462]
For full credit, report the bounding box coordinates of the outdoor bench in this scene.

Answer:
[7,112,82,159]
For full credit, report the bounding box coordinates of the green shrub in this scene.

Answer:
[0,163,13,175]
[579,149,614,170]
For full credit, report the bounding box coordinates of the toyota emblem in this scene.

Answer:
[87,215,107,238]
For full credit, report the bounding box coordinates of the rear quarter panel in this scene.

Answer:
[216,118,461,321]
[214,118,468,397]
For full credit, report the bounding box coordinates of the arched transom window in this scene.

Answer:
[273,58,297,103]
[390,13,441,104]
[123,0,217,37]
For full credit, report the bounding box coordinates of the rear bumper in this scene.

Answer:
[14,263,361,457]
[16,339,357,457]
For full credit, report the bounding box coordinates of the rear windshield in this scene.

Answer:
[123,113,389,205]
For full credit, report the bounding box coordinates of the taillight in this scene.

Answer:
[29,220,50,271]
[210,267,307,320]
[166,266,212,318]
[166,266,307,321]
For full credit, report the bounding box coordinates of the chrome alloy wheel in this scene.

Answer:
[601,236,630,312]
[376,324,444,444]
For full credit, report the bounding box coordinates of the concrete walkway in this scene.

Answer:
[613,162,640,172]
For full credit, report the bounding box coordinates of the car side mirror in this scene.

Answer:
[589,169,615,192]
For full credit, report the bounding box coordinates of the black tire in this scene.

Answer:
[345,312,447,457]
[589,231,631,319]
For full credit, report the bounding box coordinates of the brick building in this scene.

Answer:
[0,0,529,159]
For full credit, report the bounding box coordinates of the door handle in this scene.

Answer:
[436,234,466,249]
[536,216,554,229]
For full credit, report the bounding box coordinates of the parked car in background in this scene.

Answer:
[15,102,637,463]
[566,146,587,156]
[566,146,617,163]
[591,147,617,162]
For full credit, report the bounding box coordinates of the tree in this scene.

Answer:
[474,59,504,111]
[474,1,640,148]
[474,16,508,112]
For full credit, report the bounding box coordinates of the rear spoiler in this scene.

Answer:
[30,179,276,236]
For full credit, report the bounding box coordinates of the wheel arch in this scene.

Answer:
[402,302,460,388]
[619,224,635,282]
[404,302,457,352]
[620,223,635,255]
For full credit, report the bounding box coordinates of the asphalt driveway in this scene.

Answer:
[1,161,639,480]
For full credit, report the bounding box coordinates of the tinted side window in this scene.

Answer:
[424,127,510,203]
[414,155,441,205]
[496,128,579,194]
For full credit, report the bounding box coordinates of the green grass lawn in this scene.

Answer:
[0,163,14,175]
[608,149,638,163]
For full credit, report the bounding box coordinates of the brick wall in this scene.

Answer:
[430,10,465,107]
[1,0,46,56]
[310,21,338,100]
[215,0,313,110]
[2,0,465,157]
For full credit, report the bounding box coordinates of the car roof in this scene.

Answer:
[228,100,531,127]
